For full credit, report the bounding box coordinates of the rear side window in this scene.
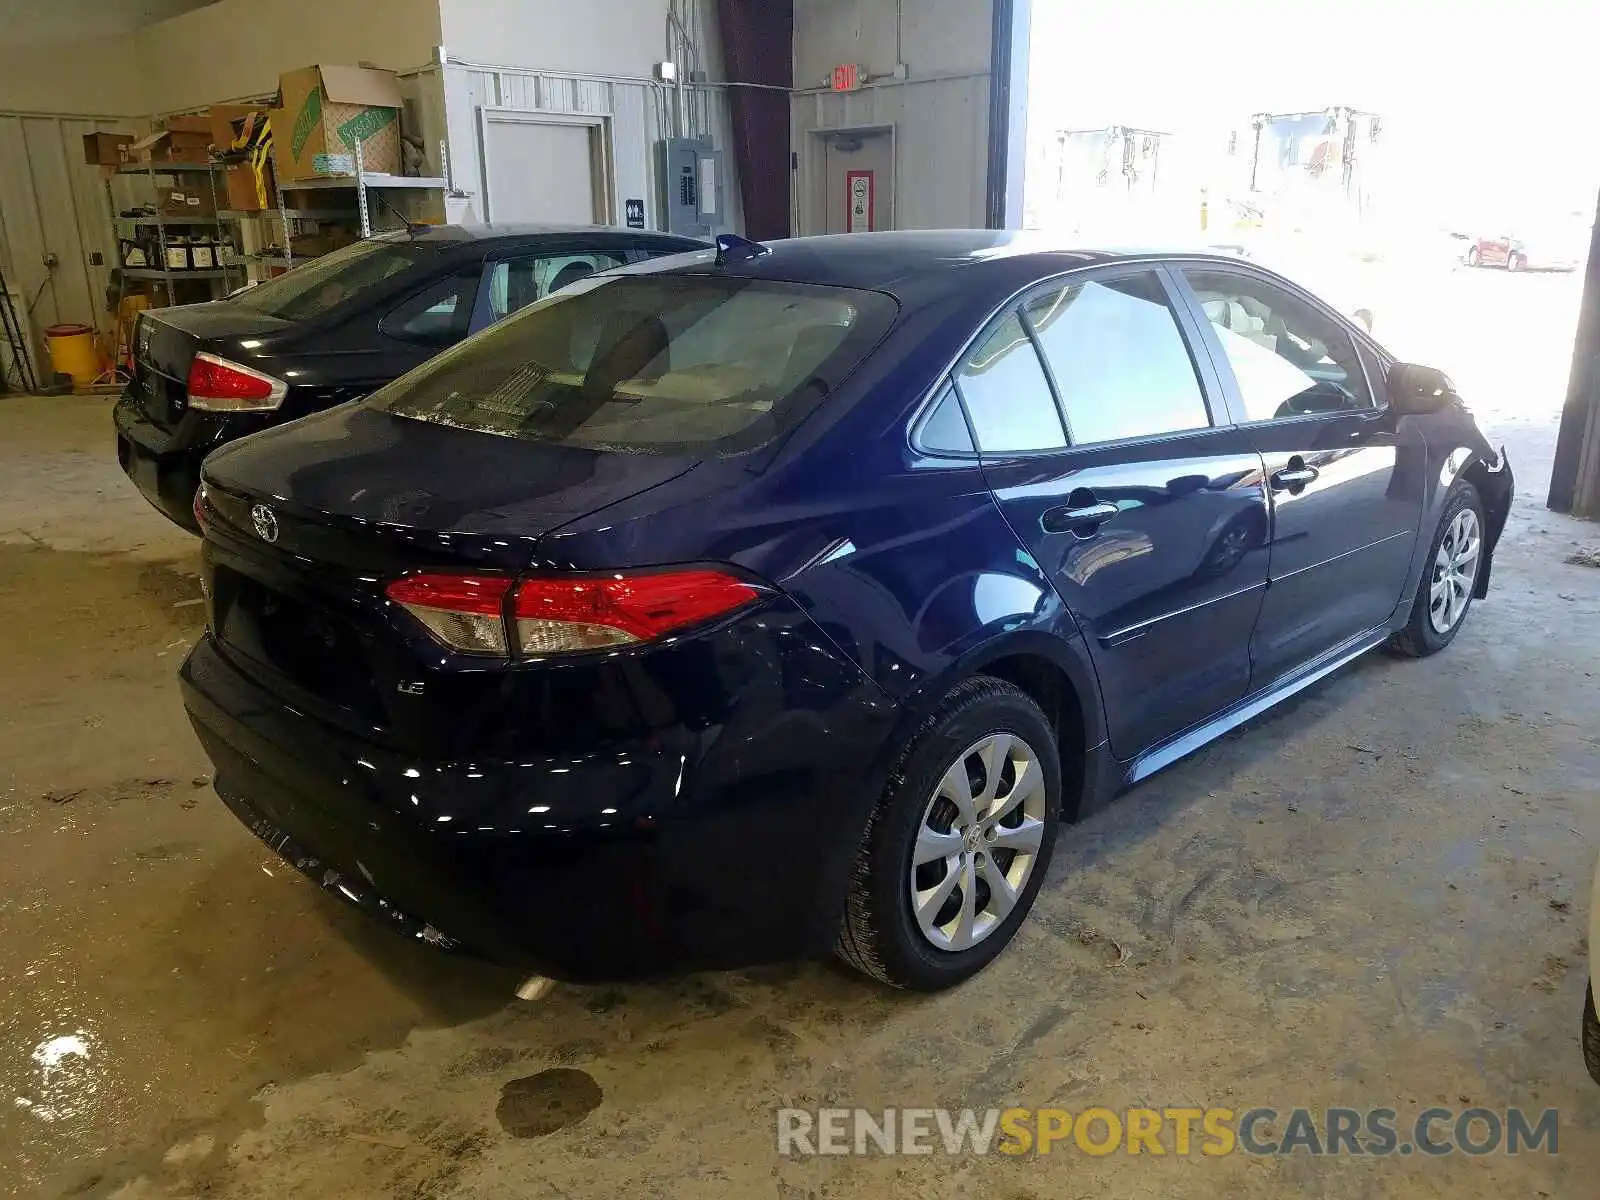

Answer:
[229,237,441,321]
[383,269,480,347]
[368,275,897,454]
[1023,272,1211,444]
[955,311,1066,452]
[918,383,974,454]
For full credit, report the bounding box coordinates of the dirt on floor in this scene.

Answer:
[3,266,1600,1199]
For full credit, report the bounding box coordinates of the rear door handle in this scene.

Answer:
[1271,463,1319,491]
[1041,500,1118,535]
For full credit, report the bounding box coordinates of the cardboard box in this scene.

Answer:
[273,64,401,181]
[82,131,133,166]
[127,128,215,165]
[223,163,269,212]
[157,186,216,217]
[162,113,212,136]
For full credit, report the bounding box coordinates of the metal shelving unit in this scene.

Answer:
[112,159,246,305]
[277,173,446,192]
[224,138,450,284]
[123,267,232,280]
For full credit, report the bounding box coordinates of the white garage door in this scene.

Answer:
[483,118,602,225]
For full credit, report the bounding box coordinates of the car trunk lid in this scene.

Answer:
[198,403,700,739]
[134,304,293,428]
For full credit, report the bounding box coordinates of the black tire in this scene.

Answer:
[1584,983,1600,1087]
[1507,252,1525,272]
[1386,478,1485,658]
[1466,247,1481,267]
[835,676,1062,990]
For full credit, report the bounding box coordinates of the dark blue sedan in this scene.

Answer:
[180,231,1512,991]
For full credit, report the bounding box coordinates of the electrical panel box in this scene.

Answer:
[661,137,723,238]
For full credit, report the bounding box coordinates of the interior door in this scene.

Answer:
[483,117,601,224]
[822,131,894,234]
[1175,265,1426,687]
[963,267,1270,759]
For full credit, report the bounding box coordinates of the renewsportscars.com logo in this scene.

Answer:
[777,1106,1559,1158]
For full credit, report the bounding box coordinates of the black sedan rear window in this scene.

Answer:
[366,275,898,453]
[229,237,442,321]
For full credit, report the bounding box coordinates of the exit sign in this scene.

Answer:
[832,63,866,91]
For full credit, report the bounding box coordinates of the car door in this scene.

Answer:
[964,265,1271,759]
[1173,264,1426,688]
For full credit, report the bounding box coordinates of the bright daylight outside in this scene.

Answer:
[1024,0,1598,499]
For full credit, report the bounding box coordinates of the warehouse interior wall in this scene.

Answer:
[0,34,151,115]
[436,0,743,237]
[133,0,445,112]
[439,0,721,81]
[790,0,999,231]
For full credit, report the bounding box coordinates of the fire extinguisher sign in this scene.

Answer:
[846,170,874,233]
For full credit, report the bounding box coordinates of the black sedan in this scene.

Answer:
[114,224,703,531]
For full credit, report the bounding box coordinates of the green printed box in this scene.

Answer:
[273,64,401,180]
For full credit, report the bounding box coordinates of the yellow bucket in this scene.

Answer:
[45,323,100,388]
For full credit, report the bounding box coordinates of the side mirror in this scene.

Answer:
[1387,362,1459,415]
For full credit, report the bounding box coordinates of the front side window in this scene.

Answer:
[368,275,897,454]
[955,311,1066,453]
[1023,271,1211,445]
[486,251,629,323]
[1182,269,1373,422]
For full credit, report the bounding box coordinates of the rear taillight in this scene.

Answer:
[384,570,762,658]
[186,352,287,412]
[512,572,762,653]
[384,574,514,656]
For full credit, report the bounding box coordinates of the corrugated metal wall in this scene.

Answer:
[0,113,145,350]
[441,63,744,234]
[791,75,991,233]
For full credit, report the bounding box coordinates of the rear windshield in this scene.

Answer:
[229,237,441,321]
[366,274,898,453]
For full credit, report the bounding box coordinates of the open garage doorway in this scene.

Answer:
[1021,0,1599,508]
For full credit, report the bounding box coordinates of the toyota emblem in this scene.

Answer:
[250,503,280,543]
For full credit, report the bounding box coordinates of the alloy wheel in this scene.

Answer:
[1429,506,1481,634]
[909,733,1048,952]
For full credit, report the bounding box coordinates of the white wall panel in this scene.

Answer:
[0,114,142,345]
[439,0,723,82]
[444,63,741,236]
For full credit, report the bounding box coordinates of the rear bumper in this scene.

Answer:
[179,601,898,980]
[114,393,204,533]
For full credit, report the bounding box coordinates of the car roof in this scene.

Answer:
[366,224,705,260]
[416,223,704,241]
[639,230,1252,301]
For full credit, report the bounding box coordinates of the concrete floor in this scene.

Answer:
[3,264,1600,1198]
